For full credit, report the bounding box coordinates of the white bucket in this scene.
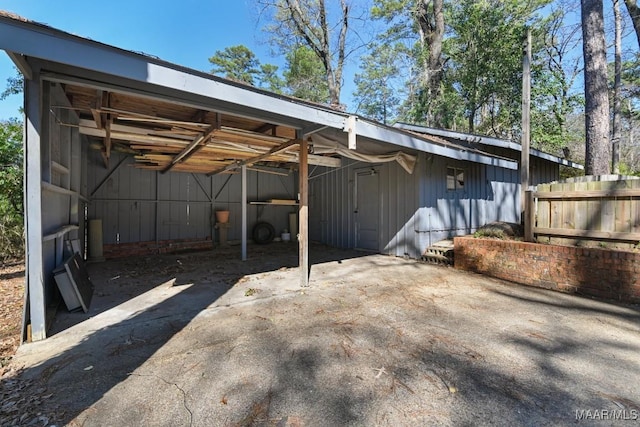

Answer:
[281,232,291,242]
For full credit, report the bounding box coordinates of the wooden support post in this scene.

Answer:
[104,117,112,168]
[521,28,531,220]
[299,138,309,287]
[25,73,46,342]
[524,190,535,242]
[241,165,247,261]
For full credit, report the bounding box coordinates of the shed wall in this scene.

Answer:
[86,149,297,247]
[310,153,522,258]
[41,82,84,303]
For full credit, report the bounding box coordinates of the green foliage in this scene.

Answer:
[0,119,23,217]
[473,228,505,239]
[367,0,555,138]
[445,0,549,136]
[209,45,262,85]
[617,162,640,176]
[257,0,357,107]
[0,68,23,101]
[353,43,401,124]
[619,55,640,120]
[0,119,24,260]
[259,63,285,94]
[284,46,329,103]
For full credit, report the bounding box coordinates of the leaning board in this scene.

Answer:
[53,254,94,312]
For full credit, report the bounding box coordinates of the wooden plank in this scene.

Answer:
[51,161,69,175]
[632,179,640,234]
[268,199,298,205]
[299,138,309,287]
[601,182,615,236]
[41,181,76,196]
[206,138,300,176]
[42,225,79,242]
[161,124,220,173]
[561,182,575,230]
[586,181,602,232]
[549,182,563,229]
[104,117,112,167]
[536,183,550,229]
[535,227,640,242]
[615,180,632,233]
[298,154,341,168]
[573,181,588,233]
[534,188,640,199]
[524,190,535,242]
[25,75,46,342]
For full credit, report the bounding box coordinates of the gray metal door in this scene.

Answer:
[355,170,379,251]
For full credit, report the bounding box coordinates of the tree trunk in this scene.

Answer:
[623,0,640,48]
[613,0,622,173]
[282,0,348,108]
[416,0,445,125]
[581,0,611,175]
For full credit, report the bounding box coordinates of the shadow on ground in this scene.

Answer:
[2,244,640,426]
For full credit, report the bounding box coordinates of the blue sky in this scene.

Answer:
[1,0,349,119]
[1,2,637,121]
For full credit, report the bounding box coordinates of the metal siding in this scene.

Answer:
[88,159,299,244]
[307,156,526,259]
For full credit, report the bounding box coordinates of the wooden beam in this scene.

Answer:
[206,138,300,176]
[535,189,640,199]
[192,109,207,123]
[534,227,640,242]
[42,225,79,242]
[91,90,103,129]
[253,123,276,134]
[520,28,531,218]
[242,165,247,261]
[104,117,112,164]
[299,137,309,287]
[6,52,33,80]
[101,149,109,169]
[161,123,220,173]
[524,190,535,242]
[25,74,46,341]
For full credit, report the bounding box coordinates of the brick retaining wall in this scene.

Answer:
[103,237,213,259]
[453,236,640,304]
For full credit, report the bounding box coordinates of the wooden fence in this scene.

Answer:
[524,177,640,245]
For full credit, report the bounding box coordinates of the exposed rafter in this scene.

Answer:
[206,138,301,176]
[161,122,220,173]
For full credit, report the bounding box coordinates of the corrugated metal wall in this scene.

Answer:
[86,150,297,245]
[85,137,560,257]
[310,152,535,258]
[41,82,84,301]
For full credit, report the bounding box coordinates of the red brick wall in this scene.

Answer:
[454,237,640,304]
[103,237,213,259]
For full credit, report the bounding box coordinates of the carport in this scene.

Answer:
[0,12,519,342]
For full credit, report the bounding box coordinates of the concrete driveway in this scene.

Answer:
[5,244,640,426]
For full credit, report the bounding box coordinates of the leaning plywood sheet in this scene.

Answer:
[53,254,94,312]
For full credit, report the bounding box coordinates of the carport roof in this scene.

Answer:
[0,11,518,172]
[394,122,584,169]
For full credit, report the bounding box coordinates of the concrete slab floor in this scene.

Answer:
[5,243,640,426]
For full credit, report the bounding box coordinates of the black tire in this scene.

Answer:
[252,221,275,244]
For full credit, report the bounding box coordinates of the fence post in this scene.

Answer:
[524,190,535,242]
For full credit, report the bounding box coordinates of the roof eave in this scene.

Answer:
[0,15,518,171]
[394,122,584,170]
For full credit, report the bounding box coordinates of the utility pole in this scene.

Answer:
[521,28,531,220]
[612,0,622,174]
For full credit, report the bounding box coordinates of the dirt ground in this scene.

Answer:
[0,260,24,367]
[2,244,640,426]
